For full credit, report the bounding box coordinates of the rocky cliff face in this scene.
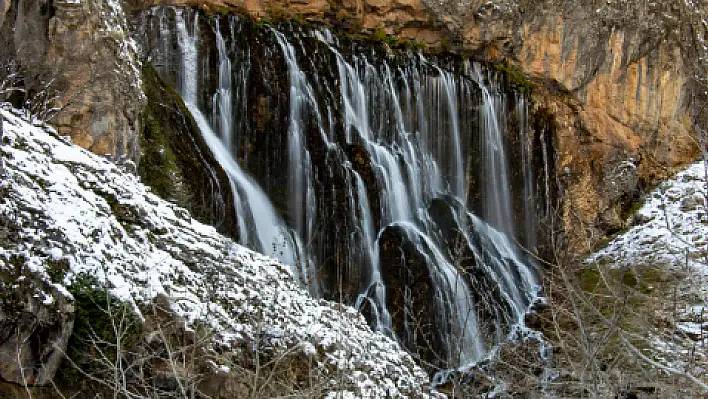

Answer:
[123,0,701,250]
[421,0,701,250]
[0,0,144,160]
[504,2,698,251]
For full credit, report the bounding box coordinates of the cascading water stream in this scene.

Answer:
[453,204,538,323]
[175,10,312,284]
[434,66,466,199]
[351,170,392,332]
[471,62,515,235]
[393,221,485,365]
[518,94,538,251]
[213,19,233,149]
[325,43,492,364]
[146,10,543,372]
[270,29,322,295]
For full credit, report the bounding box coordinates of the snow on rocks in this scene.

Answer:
[587,159,708,368]
[589,161,708,287]
[98,0,145,103]
[0,107,431,397]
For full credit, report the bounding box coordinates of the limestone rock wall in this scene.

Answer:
[129,0,449,45]
[419,0,701,251]
[523,18,697,251]
[1,0,144,161]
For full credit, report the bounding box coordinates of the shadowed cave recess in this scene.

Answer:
[133,6,558,375]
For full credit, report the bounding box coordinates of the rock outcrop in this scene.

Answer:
[0,274,74,386]
[0,0,144,161]
[519,5,698,251]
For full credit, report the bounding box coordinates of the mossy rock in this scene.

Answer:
[372,26,397,47]
[139,64,238,240]
[576,263,674,329]
[50,275,140,394]
[493,61,534,95]
[0,255,75,388]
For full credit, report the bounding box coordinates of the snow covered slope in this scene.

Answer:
[588,160,708,374]
[589,161,708,289]
[0,106,430,397]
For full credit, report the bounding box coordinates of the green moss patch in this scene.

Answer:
[140,65,193,210]
[139,64,238,239]
[493,61,534,95]
[372,26,397,47]
[57,275,141,386]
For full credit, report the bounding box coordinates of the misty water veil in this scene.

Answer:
[138,7,549,377]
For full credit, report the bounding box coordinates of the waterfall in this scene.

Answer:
[145,10,542,371]
[176,10,198,105]
[471,62,516,235]
[174,10,313,286]
[434,66,466,199]
[325,44,487,362]
[213,19,233,149]
[518,94,538,251]
[394,221,485,365]
[351,171,391,332]
[270,29,321,294]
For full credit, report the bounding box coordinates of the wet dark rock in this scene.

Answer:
[378,225,441,368]
[0,267,74,387]
[523,311,542,330]
[631,211,653,226]
[347,139,382,227]
[140,64,238,239]
[681,193,705,212]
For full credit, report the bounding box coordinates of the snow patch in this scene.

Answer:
[587,159,708,373]
[589,161,708,291]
